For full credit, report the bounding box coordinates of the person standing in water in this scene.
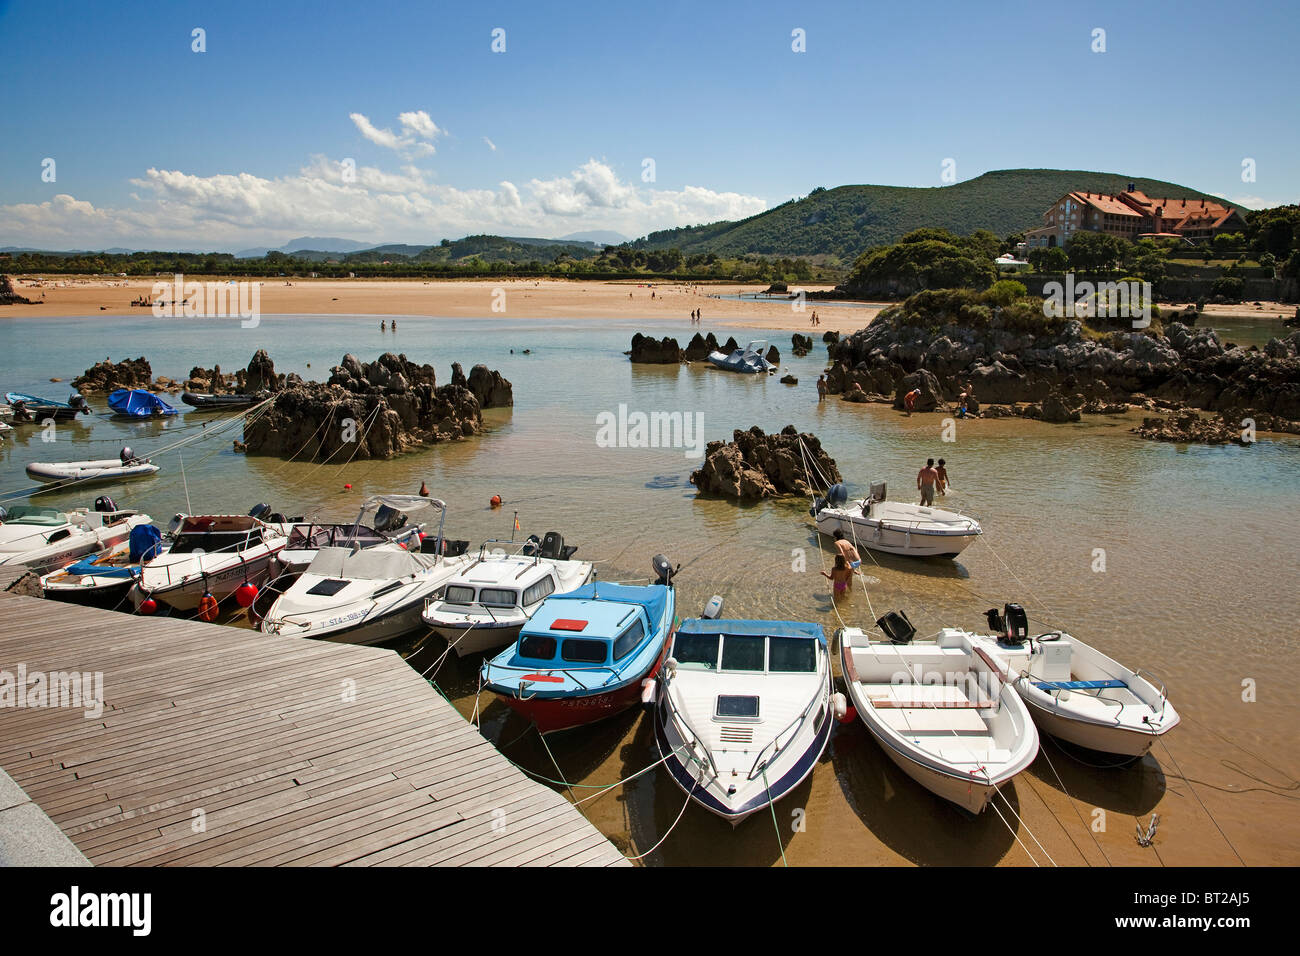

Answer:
[917,458,938,506]
[936,459,949,496]
[821,554,858,598]
[904,388,920,416]
[380,319,386,331]
[832,528,860,570]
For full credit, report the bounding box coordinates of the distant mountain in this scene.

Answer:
[633,169,1252,261]
[560,229,627,246]
[235,236,375,258]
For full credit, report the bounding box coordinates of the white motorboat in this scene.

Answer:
[653,615,836,825]
[839,616,1039,814]
[422,532,594,657]
[274,505,427,575]
[0,498,152,574]
[963,604,1180,758]
[40,524,167,609]
[707,339,775,374]
[259,495,472,646]
[131,506,294,613]
[813,481,981,558]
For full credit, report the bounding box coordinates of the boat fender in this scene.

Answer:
[197,592,220,622]
[663,658,677,679]
[640,678,657,706]
[838,704,858,725]
[138,596,158,615]
[234,583,259,608]
[831,692,848,721]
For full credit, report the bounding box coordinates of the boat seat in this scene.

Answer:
[872,707,989,734]
[1032,679,1127,691]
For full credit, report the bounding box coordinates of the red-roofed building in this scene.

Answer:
[1026,183,1247,250]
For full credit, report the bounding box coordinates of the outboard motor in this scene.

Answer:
[69,393,89,413]
[876,610,916,645]
[94,495,118,513]
[119,446,135,465]
[0,506,8,522]
[985,607,1005,635]
[810,482,849,517]
[373,505,407,533]
[652,553,677,586]
[1003,603,1029,645]
[248,503,271,520]
[539,531,564,560]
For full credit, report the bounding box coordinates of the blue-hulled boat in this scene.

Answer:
[108,389,178,418]
[653,617,837,825]
[481,557,677,735]
[4,391,91,422]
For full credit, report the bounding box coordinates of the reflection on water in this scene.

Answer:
[2,312,1297,865]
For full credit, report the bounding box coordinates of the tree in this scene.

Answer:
[1028,246,1069,273]
[1065,231,1126,272]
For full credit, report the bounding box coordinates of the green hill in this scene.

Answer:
[633,169,1246,261]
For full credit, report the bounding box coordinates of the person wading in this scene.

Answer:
[832,528,861,570]
[917,458,938,506]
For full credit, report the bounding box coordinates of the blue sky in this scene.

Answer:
[1,0,1296,250]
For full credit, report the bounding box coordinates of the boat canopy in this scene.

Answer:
[523,581,668,638]
[678,618,825,643]
[305,544,437,580]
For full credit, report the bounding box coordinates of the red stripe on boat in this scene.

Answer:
[522,673,565,682]
[551,619,588,631]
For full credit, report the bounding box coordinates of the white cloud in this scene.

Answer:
[398,110,440,139]
[1,146,766,250]
[350,110,441,158]
[484,137,497,151]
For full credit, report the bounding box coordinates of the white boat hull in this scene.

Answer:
[816,507,980,558]
[134,549,281,611]
[967,631,1179,758]
[0,514,147,574]
[839,627,1038,814]
[26,460,159,485]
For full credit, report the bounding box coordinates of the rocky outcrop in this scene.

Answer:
[0,275,35,305]
[684,332,718,361]
[1133,410,1250,445]
[893,370,943,411]
[780,374,798,385]
[244,349,281,393]
[828,310,1300,426]
[765,345,781,365]
[1039,390,1083,423]
[186,364,238,394]
[822,330,840,345]
[630,333,682,364]
[244,353,482,461]
[791,333,812,356]
[690,426,841,500]
[467,364,513,408]
[72,357,153,393]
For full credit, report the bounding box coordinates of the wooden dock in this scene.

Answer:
[0,582,627,867]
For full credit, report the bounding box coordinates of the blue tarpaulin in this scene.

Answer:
[108,389,178,417]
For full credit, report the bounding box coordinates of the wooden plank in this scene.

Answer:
[0,589,622,867]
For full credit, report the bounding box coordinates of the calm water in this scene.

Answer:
[2,312,1297,865]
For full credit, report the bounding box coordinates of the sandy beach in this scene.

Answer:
[0,276,883,332]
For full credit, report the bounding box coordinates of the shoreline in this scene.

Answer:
[0,276,886,333]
